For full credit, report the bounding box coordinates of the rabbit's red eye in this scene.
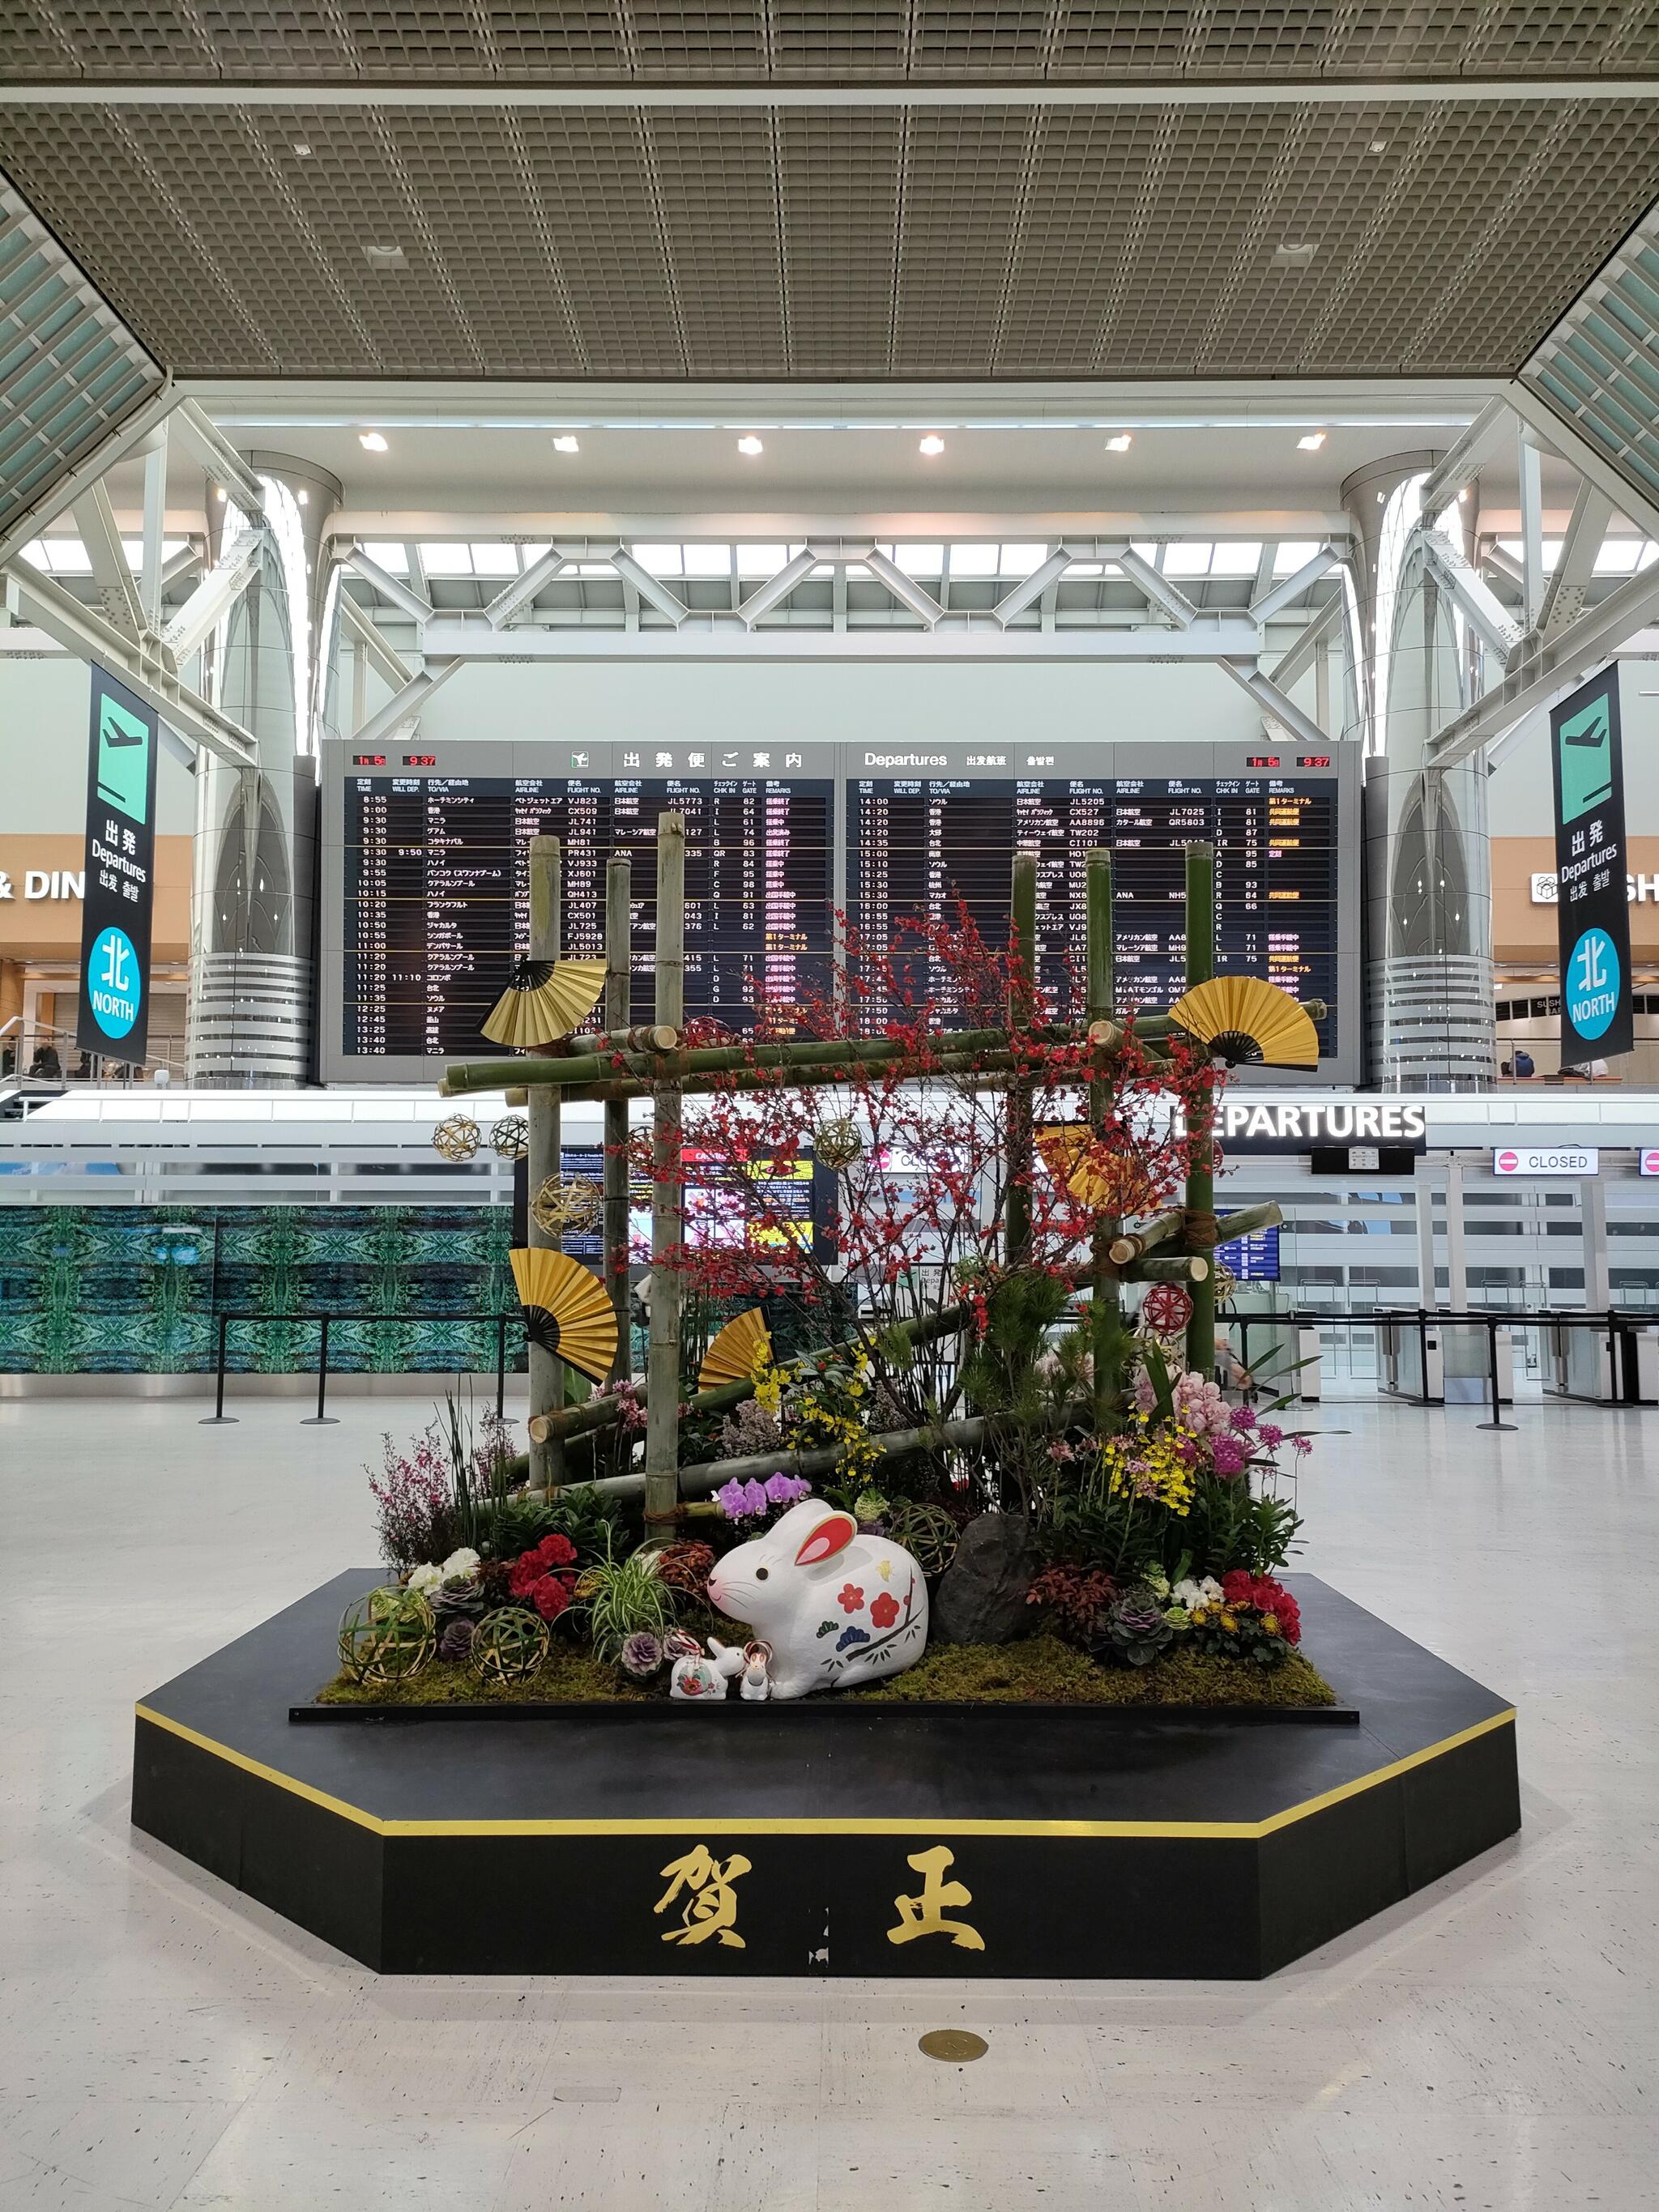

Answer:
[755,1566,770,1581]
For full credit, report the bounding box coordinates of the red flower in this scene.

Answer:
[530,1574,574,1622]
[534,1532,577,1571]
[1220,1570,1299,1643]
[869,1592,901,1630]
[837,1583,865,1615]
[508,1554,543,1599]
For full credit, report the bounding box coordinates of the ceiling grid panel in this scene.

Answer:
[775,105,903,375]
[650,106,787,374]
[3,1,1659,83]
[1189,99,1319,372]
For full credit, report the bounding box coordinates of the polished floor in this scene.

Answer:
[2,1388,1655,2210]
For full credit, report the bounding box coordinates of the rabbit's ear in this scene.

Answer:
[793,1512,858,1567]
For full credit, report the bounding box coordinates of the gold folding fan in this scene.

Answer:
[481,957,608,1049]
[699,1306,771,1388]
[1165,975,1320,1071]
[1036,1126,1157,1217]
[509,1248,618,1382]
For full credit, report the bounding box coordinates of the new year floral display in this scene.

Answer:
[335,906,1322,1706]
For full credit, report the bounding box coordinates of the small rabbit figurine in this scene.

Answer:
[706,1501,929,1701]
[667,1630,744,1703]
[740,1640,772,1703]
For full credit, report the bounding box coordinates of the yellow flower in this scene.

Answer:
[1219,1609,1237,1631]
[1262,1613,1279,1636]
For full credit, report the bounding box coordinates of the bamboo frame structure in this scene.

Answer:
[461,820,1285,1500]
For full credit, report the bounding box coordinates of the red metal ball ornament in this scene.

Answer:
[1141,1283,1193,1339]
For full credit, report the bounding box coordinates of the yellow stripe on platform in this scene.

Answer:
[134,1703,1516,1842]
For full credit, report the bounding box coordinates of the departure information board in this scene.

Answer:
[847,776,1338,1048]
[341,772,834,1056]
[321,740,1358,1084]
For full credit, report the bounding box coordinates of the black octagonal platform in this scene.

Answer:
[132,1575,1518,1978]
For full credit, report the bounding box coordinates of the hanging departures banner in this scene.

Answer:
[1551,663,1632,1068]
[78,666,158,1065]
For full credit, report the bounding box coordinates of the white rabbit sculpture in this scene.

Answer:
[705,1500,929,1701]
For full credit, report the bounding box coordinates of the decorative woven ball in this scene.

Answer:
[883,1500,960,1578]
[814,1117,865,1171]
[530,1173,604,1238]
[337,1586,436,1686]
[489,1114,529,1162]
[468,1605,551,1687]
[1141,1283,1194,1339]
[432,1113,481,1162]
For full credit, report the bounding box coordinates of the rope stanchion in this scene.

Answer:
[301,1313,339,1426]
[198,1311,237,1426]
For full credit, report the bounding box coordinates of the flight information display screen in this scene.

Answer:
[322,740,1356,1082]
[847,775,1338,1051]
[341,772,834,1056]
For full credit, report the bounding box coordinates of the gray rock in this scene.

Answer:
[932,1512,1034,1646]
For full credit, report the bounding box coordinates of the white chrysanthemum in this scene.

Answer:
[440,1547,481,1584]
[407,1562,442,1595]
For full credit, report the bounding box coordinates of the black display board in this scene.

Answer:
[342,774,834,1055]
[77,665,158,1065]
[1551,665,1631,1068]
[847,774,1338,1047]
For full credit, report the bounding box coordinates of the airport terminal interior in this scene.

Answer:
[3,8,1659,2208]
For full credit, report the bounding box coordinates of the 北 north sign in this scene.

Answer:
[76,666,157,1065]
[1551,665,1632,1068]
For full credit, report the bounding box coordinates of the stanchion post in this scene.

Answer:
[302,1312,338,1426]
[1476,1315,1516,1432]
[199,1309,237,1425]
[496,1312,507,1422]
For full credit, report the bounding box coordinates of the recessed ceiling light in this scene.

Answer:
[919,433,945,457]
[1272,241,1318,270]
[296,487,309,505]
[552,435,580,454]
[1368,137,1389,154]
[1457,488,1469,503]
[363,243,406,272]
[214,486,226,502]
[359,431,388,453]
[737,435,764,457]
[292,141,313,159]
[1297,432,1327,451]
[1104,433,1132,453]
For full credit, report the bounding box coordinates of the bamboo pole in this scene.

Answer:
[603,856,632,1383]
[1108,1198,1281,1268]
[1183,842,1218,1376]
[1085,847,1126,1429]
[440,1001,1327,1099]
[1004,850,1038,1264]
[642,813,685,1545]
[526,837,564,1490]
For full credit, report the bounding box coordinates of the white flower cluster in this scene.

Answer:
[407,1547,481,1596]
[1171,1575,1224,1613]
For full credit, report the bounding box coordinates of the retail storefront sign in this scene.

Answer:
[77,667,157,1063]
[1214,1097,1427,1154]
[1551,666,1632,1067]
[1492,1147,1599,1177]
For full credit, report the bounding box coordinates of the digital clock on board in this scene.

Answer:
[403,752,437,766]
[1297,754,1333,767]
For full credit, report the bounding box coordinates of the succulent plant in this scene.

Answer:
[620,1630,665,1680]
[1097,1585,1175,1668]
[438,1617,476,1664]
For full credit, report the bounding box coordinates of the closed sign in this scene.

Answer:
[1492,1147,1599,1176]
